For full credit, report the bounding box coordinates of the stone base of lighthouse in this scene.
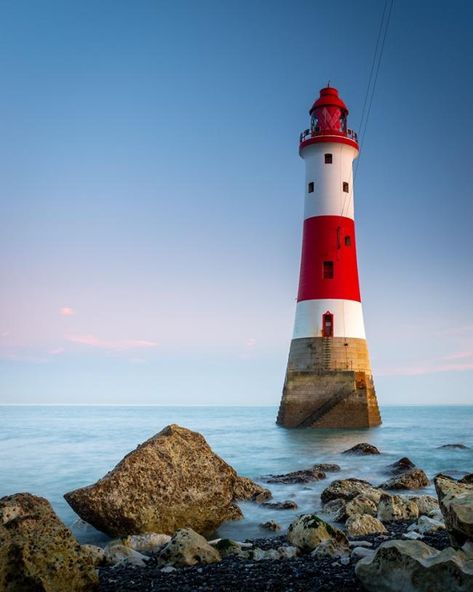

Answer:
[277,337,382,428]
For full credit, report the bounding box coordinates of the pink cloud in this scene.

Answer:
[377,351,473,377]
[48,347,65,355]
[66,334,157,351]
[60,307,76,317]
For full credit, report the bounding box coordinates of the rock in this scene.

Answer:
[355,539,473,592]
[158,528,221,566]
[0,492,98,592]
[259,520,281,531]
[262,500,298,510]
[80,544,105,566]
[377,494,419,522]
[321,478,382,504]
[342,443,380,455]
[434,474,473,546]
[122,532,171,553]
[311,539,350,560]
[160,565,176,573]
[407,516,445,535]
[387,457,416,475]
[409,495,440,517]
[277,546,299,560]
[103,542,148,566]
[64,424,263,536]
[345,494,378,519]
[349,540,373,548]
[460,474,473,485]
[265,468,326,484]
[323,498,347,522]
[287,513,348,552]
[380,468,429,490]
[313,463,341,472]
[346,514,387,537]
[438,443,470,449]
[211,539,246,558]
[323,498,347,521]
[233,476,271,502]
[402,531,424,540]
[351,546,376,560]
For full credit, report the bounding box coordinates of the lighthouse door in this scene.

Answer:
[322,312,334,337]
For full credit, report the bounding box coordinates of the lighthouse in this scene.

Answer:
[277,86,382,429]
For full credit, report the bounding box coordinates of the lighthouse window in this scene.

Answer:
[345,235,351,247]
[323,261,334,279]
[324,153,333,164]
[343,182,349,193]
[308,182,315,193]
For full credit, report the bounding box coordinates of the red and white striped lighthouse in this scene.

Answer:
[277,85,381,429]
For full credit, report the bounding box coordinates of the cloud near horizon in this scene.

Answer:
[66,334,158,351]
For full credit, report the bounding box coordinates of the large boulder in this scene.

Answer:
[158,528,221,566]
[64,424,264,536]
[345,494,378,519]
[233,476,271,502]
[377,494,419,522]
[355,539,473,592]
[287,513,348,552]
[342,443,380,455]
[435,474,473,546]
[346,514,387,537]
[0,492,98,592]
[321,478,382,504]
[380,468,429,490]
[409,495,440,518]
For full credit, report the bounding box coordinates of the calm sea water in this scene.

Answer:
[0,406,471,545]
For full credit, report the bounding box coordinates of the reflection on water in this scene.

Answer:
[0,405,471,545]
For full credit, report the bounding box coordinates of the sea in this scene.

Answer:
[0,405,471,546]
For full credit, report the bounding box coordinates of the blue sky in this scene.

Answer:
[0,0,472,405]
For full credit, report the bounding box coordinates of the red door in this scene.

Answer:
[322,312,334,337]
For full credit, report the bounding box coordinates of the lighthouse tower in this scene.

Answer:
[277,86,381,429]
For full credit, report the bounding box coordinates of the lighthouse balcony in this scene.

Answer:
[299,128,359,144]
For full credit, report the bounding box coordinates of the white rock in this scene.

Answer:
[407,516,445,535]
[402,531,424,540]
[349,540,373,548]
[122,532,171,553]
[160,565,176,573]
[104,542,148,566]
[351,546,376,560]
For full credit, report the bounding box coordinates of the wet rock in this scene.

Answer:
[323,498,347,522]
[438,443,470,449]
[262,500,298,510]
[233,477,271,502]
[103,542,148,566]
[346,494,378,519]
[0,492,98,592]
[342,443,380,455]
[434,474,473,546]
[460,474,473,485]
[259,520,281,532]
[158,528,221,566]
[287,513,348,552]
[313,463,341,472]
[407,516,445,535]
[386,457,416,475]
[346,514,387,537]
[321,478,382,504]
[409,495,440,517]
[380,468,429,490]
[65,424,262,536]
[122,532,171,553]
[265,468,326,484]
[377,494,419,522]
[355,539,473,592]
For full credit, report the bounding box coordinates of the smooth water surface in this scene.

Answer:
[0,406,471,544]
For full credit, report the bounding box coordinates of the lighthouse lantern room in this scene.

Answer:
[277,86,382,429]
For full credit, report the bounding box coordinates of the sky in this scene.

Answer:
[0,0,472,406]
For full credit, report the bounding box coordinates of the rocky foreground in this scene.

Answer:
[1,425,472,591]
